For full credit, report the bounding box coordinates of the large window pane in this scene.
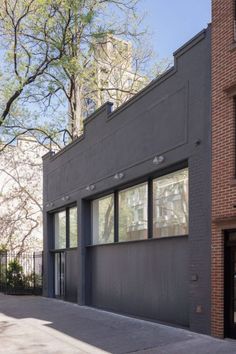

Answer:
[153,168,188,238]
[92,194,114,244]
[119,183,148,242]
[54,211,66,249]
[69,207,78,248]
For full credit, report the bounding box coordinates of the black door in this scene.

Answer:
[54,252,65,299]
[225,232,236,338]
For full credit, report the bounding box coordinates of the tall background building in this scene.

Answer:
[81,35,147,119]
[0,137,46,253]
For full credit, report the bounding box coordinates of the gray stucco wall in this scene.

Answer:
[43,27,211,334]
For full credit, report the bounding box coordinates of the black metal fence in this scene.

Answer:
[0,251,43,295]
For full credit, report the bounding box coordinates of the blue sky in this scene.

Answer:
[138,0,211,59]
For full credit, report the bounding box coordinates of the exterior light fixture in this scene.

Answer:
[86,184,95,192]
[114,172,125,180]
[153,155,165,165]
[61,195,70,202]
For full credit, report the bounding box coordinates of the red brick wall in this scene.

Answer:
[212,0,236,338]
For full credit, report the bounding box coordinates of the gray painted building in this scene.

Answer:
[43,27,211,334]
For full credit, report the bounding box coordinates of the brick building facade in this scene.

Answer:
[212,0,236,338]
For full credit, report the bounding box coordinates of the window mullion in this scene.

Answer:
[114,191,119,243]
[148,179,153,239]
[66,208,70,248]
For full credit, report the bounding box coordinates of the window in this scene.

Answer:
[54,206,78,249]
[69,207,78,248]
[153,168,189,237]
[91,167,189,245]
[54,211,66,249]
[92,194,114,244]
[119,183,148,242]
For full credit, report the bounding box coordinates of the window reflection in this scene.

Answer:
[91,168,189,245]
[54,211,66,249]
[153,169,188,237]
[54,207,78,249]
[69,207,78,248]
[119,183,148,242]
[92,195,114,244]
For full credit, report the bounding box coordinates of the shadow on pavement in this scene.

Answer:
[1,295,236,354]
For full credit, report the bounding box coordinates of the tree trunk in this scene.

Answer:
[70,76,83,138]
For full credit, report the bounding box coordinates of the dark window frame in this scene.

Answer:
[90,164,189,246]
[53,204,78,251]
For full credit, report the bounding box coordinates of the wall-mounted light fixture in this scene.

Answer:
[114,172,125,180]
[153,155,165,165]
[61,195,70,202]
[86,184,95,192]
[46,202,54,208]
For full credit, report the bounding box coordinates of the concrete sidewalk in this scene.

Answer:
[0,295,236,354]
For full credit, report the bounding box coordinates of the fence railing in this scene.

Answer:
[0,251,43,295]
